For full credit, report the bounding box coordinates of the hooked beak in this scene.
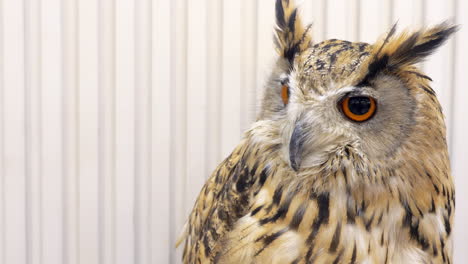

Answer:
[289,121,307,171]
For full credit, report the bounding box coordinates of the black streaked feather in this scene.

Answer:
[402,24,458,65]
[375,23,398,57]
[359,23,457,85]
[329,222,342,253]
[275,0,286,28]
[357,54,389,86]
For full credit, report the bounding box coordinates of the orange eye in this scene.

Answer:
[341,96,377,122]
[281,85,289,105]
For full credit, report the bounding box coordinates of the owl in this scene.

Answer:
[177,0,456,263]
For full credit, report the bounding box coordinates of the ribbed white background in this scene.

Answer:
[0,0,466,263]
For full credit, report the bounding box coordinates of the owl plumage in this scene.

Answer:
[177,0,457,263]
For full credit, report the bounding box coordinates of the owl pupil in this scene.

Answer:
[348,97,371,115]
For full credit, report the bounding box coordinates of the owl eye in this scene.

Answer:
[281,84,289,105]
[340,96,377,122]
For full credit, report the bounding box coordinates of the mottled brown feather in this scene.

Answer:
[178,1,455,264]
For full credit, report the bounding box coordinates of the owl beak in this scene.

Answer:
[289,121,306,171]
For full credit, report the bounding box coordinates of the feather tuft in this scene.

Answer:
[274,0,313,63]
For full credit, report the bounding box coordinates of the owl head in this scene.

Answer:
[256,0,457,174]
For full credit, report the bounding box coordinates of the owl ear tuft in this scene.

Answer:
[374,22,459,74]
[362,22,458,83]
[274,0,313,64]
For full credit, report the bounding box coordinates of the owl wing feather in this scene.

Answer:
[178,140,272,263]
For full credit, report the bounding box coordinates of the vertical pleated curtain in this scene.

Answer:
[0,0,466,263]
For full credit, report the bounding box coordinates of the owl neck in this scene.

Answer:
[243,120,452,223]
